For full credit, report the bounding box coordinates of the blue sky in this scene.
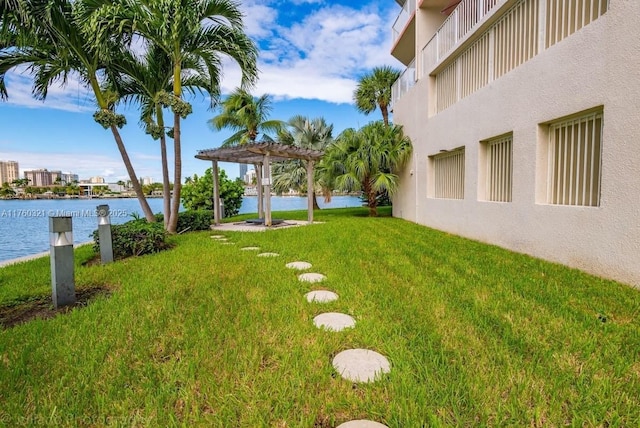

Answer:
[0,0,402,182]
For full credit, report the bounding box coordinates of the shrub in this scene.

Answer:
[154,210,213,233]
[92,219,168,259]
[181,168,244,217]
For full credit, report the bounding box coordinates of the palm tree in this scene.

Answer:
[0,0,156,221]
[353,66,401,126]
[109,44,216,229]
[272,115,333,209]
[209,88,283,146]
[325,121,412,216]
[87,0,258,233]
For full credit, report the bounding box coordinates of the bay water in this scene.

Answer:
[0,195,361,263]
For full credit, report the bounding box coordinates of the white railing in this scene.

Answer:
[392,0,416,44]
[392,59,416,106]
[422,0,502,73]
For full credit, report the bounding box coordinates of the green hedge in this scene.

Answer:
[154,210,213,233]
[92,220,168,259]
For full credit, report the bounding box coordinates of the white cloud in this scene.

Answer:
[2,1,402,109]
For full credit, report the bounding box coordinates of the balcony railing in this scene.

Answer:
[421,0,503,75]
[392,0,416,44]
[392,59,416,106]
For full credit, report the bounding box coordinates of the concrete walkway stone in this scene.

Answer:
[257,252,279,257]
[286,261,312,270]
[313,313,355,331]
[336,421,388,428]
[240,246,260,251]
[332,349,391,383]
[305,290,338,303]
[210,235,225,239]
[298,273,326,283]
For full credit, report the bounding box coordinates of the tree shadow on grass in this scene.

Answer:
[0,285,112,329]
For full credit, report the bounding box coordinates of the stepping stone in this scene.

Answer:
[313,312,355,331]
[221,242,235,245]
[257,252,279,257]
[210,235,225,239]
[298,273,326,283]
[337,421,388,428]
[332,349,391,383]
[305,290,338,303]
[286,261,312,270]
[240,247,260,251]
[217,238,229,242]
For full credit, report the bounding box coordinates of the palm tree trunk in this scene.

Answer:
[312,192,320,210]
[110,125,155,222]
[364,177,378,217]
[380,104,390,126]
[156,106,171,230]
[168,111,182,233]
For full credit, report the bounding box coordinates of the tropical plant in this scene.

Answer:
[272,115,333,209]
[0,182,15,198]
[209,88,283,146]
[181,168,244,217]
[0,0,156,221]
[325,121,412,216]
[86,0,258,233]
[108,44,218,229]
[353,66,401,126]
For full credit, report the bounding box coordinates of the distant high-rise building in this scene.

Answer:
[24,169,55,187]
[141,176,153,186]
[0,160,19,185]
[60,172,79,184]
[239,163,248,179]
[89,176,105,184]
[244,168,256,185]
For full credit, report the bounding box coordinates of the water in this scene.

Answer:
[0,195,361,262]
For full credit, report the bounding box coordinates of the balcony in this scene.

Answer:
[421,0,504,75]
[391,0,417,65]
[391,59,416,107]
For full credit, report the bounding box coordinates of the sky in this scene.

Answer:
[0,0,403,183]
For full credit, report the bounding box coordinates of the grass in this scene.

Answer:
[0,206,639,426]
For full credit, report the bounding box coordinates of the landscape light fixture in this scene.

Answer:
[96,204,113,264]
[49,216,76,308]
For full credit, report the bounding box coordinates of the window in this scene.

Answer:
[546,110,602,206]
[431,148,465,199]
[481,134,513,202]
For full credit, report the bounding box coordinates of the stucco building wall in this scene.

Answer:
[392,0,640,286]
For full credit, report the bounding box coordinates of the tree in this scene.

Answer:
[0,182,15,199]
[109,44,217,230]
[87,0,258,233]
[353,66,401,126]
[272,116,333,209]
[325,121,412,216]
[209,88,283,146]
[0,0,156,221]
[181,168,244,217]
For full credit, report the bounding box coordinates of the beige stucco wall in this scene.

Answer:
[392,0,640,287]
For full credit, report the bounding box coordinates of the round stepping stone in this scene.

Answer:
[241,246,260,251]
[257,252,279,257]
[210,235,225,239]
[217,238,229,242]
[298,273,326,283]
[337,421,388,428]
[305,290,338,303]
[332,349,391,383]
[313,312,355,331]
[286,261,312,270]
[221,242,235,245]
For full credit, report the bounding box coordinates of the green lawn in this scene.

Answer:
[0,207,639,427]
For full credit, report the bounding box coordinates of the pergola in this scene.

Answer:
[195,142,325,227]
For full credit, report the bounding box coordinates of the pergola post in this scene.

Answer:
[264,153,272,227]
[307,160,314,224]
[255,163,263,219]
[212,160,221,225]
